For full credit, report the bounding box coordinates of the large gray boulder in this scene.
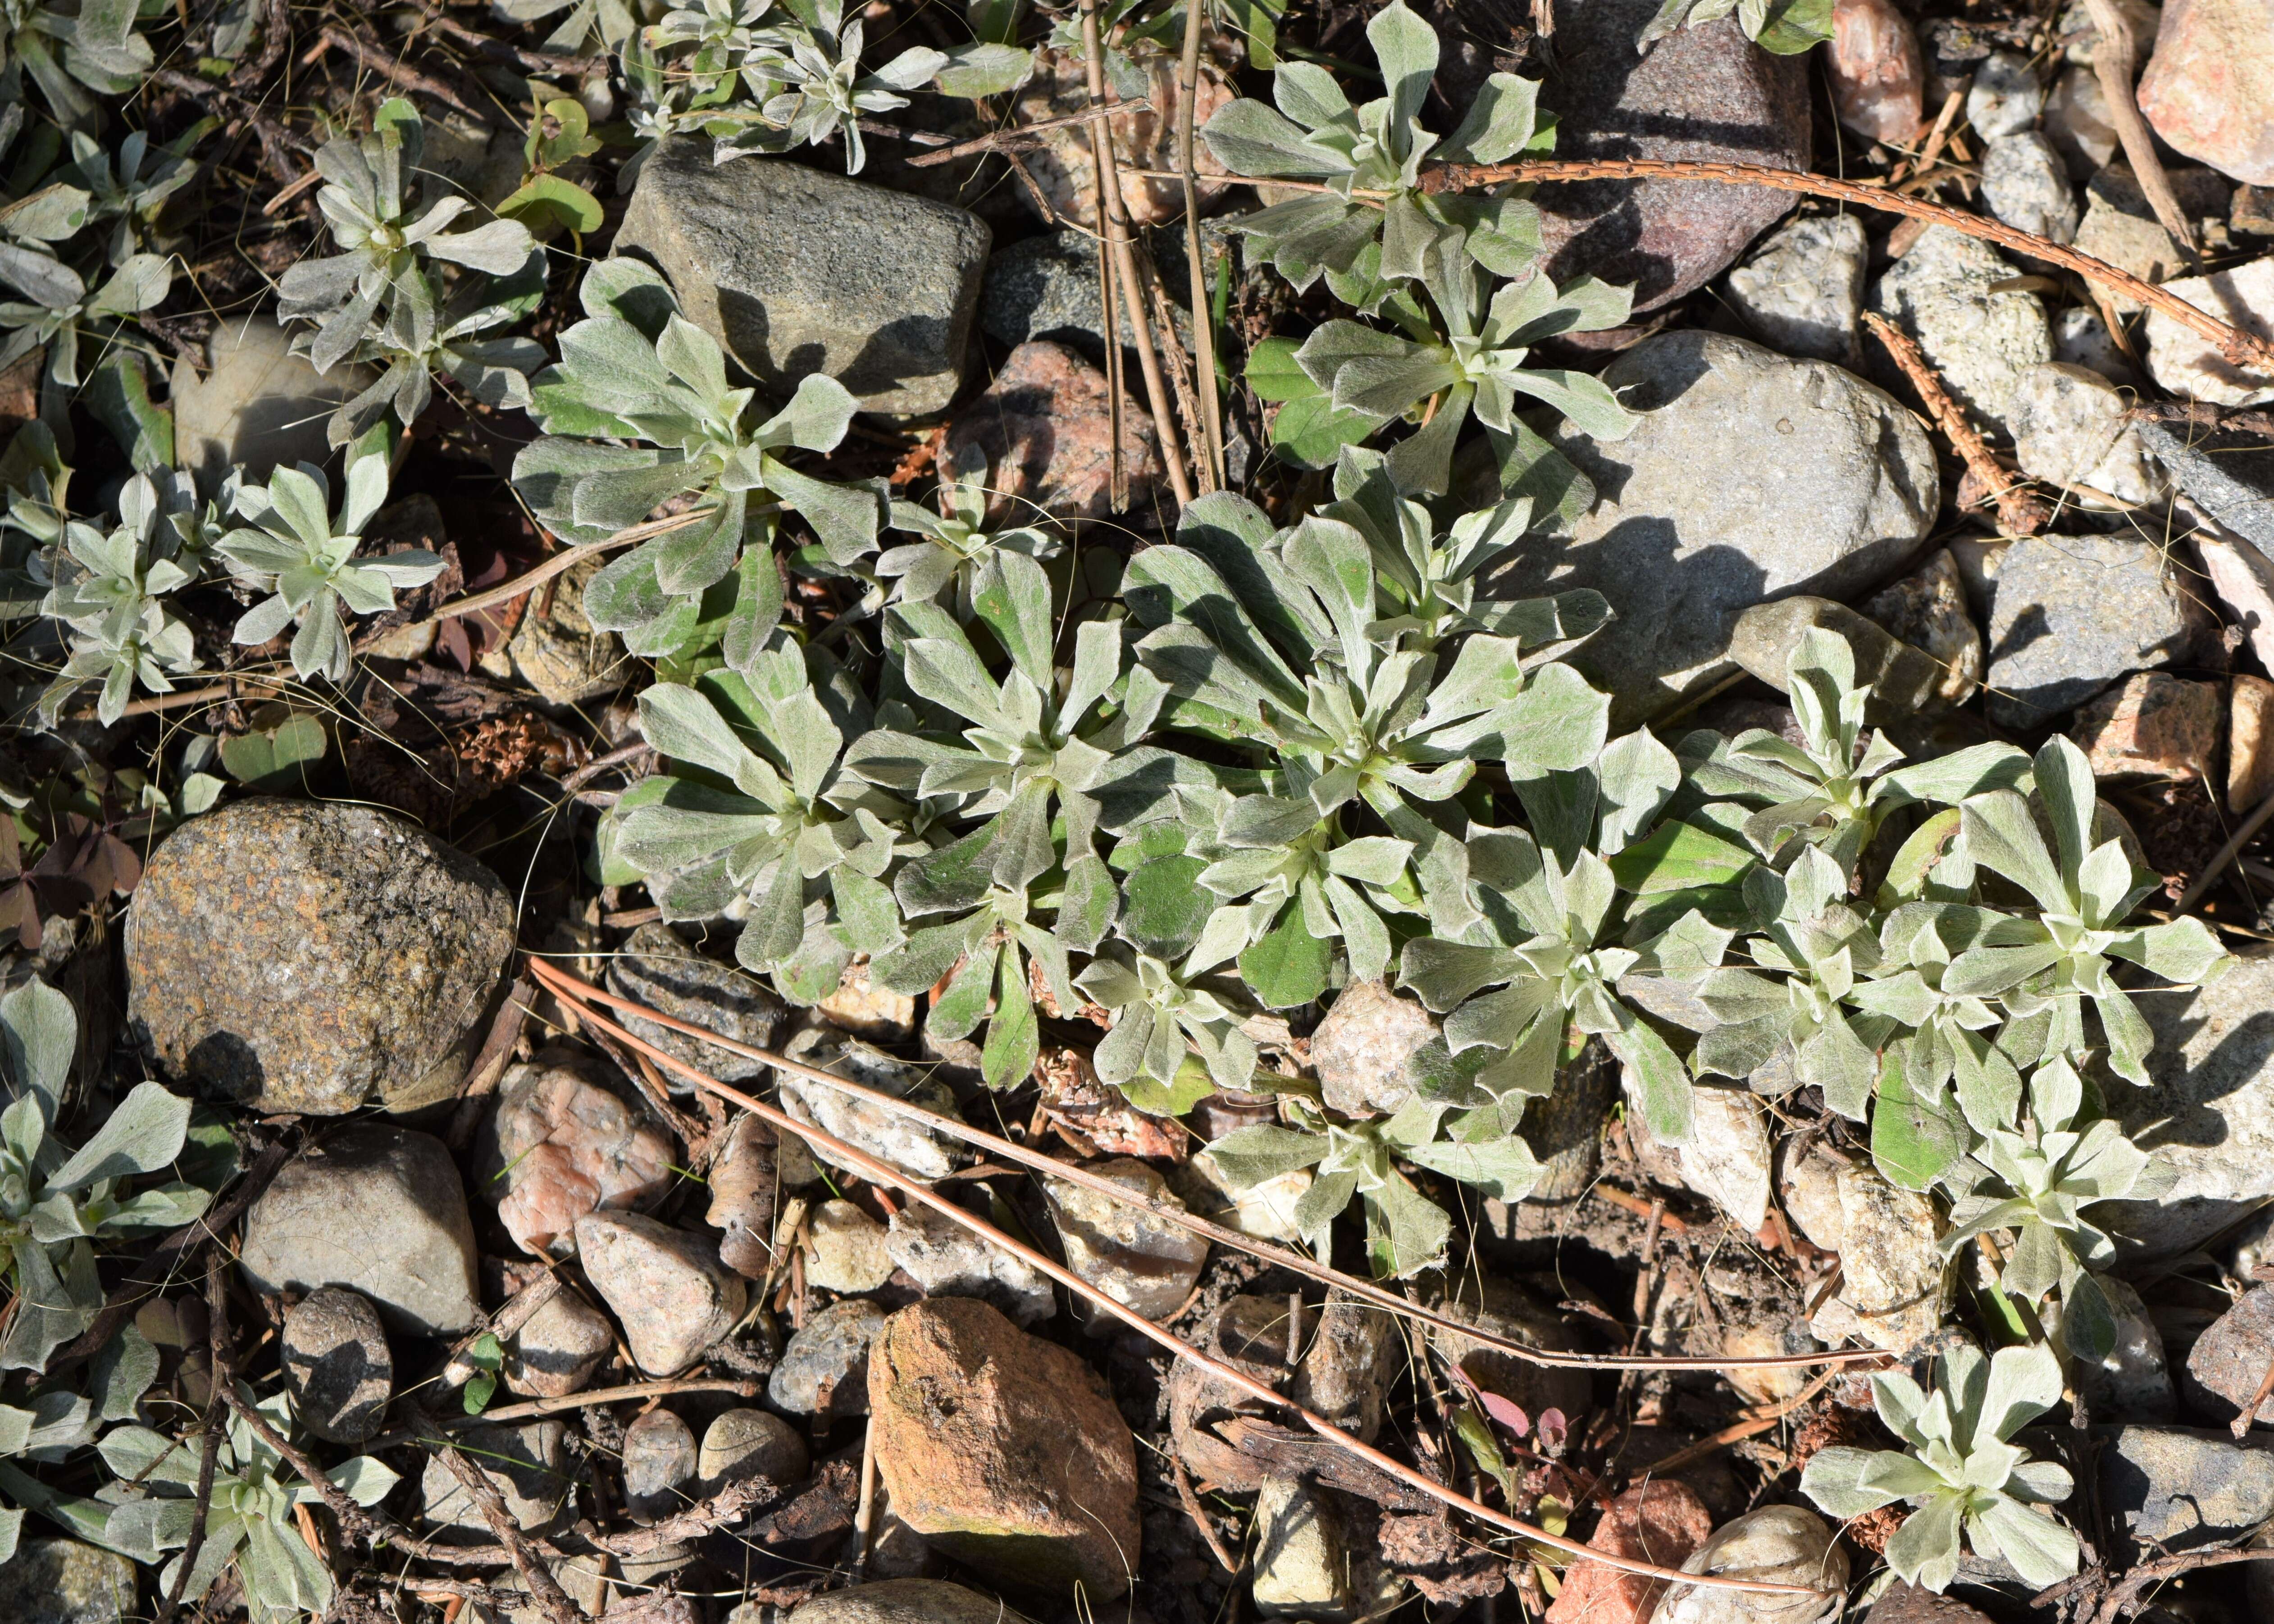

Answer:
[2105,947,2274,1260]
[125,799,515,1115]
[1531,0,1810,310]
[1982,534,2214,729]
[618,140,989,416]
[1509,331,1939,722]
[239,1124,482,1336]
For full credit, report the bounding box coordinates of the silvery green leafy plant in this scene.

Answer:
[510,256,884,661]
[59,125,198,264]
[1952,735,2227,1086]
[1637,0,1832,55]
[610,634,917,993]
[96,1389,397,1621]
[1075,943,1257,1114]
[215,431,447,682]
[1121,491,1612,1000]
[277,99,541,377]
[1942,1058,2171,1360]
[0,1330,155,1564]
[0,0,154,129]
[314,254,552,445]
[1801,1340,2079,1593]
[647,0,779,105]
[875,453,1061,620]
[0,979,209,1369]
[1293,227,1640,497]
[1202,0,1553,290]
[36,468,205,723]
[0,248,168,394]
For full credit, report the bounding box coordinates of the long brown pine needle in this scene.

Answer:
[528,956,1886,1381]
[521,955,1831,1599]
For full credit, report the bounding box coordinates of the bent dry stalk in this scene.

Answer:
[520,953,1836,1600]
[525,953,1889,1381]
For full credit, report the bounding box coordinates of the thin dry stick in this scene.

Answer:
[320,26,490,124]
[907,100,1148,167]
[406,1401,587,1624]
[1636,1364,1846,1479]
[1175,1455,1240,1573]
[155,1254,232,1624]
[527,957,1884,1377]
[2173,781,2274,914]
[1080,23,1127,512]
[378,505,722,643]
[1396,159,2274,373]
[522,978,1827,1600]
[1175,0,1226,490]
[2079,0,2195,261]
[1079,0,1196,507]
[1888,86,1963,187]
[849,1414,880,1579]
[1138,244,1215,482]
[1863,312,2053,536]
[445,1377,761,1428]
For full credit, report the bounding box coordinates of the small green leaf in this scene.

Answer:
[1238,910,1331,1009]
[1607,820,1756,895]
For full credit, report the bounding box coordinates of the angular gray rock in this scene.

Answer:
[1531,0,1810,311]
[2009,362,2167,505]
[2099,1425,2274,1556]
[1653,1505,1849,1623]
[1727,597,1950,718]
[126,798,515,1115]
[1723,214,1869,364]
[1293,1292,1399,1444]
[699,1407,810,1492]
[617,138,989,415]
[170,316,377,495]
[240,1125,481,1336]
[1981,133,2082,244]
[605,922,787,1088]
[1983,534,2213,728]
[1868,226,2054,428]
[2134,414,2274,550]
[2044,64,2119,177]
[1251,1476,1404,1621]
[0,1539,138,1624]
[769,1297,887,1416]
[503,1289,615,1398]
[1046,1157,1209,1322]
[2108,947,2274,1258]
[574,1212,746,1376]
[2182,1284,2274,1425]
[885,1199,1056,1325]
[420,1420,573,1533]
[2144,255,2274,406]
[621,1407,699,1523]
[1513,330,1939,722]
[2076,164,2234,314]
[280,1287,392,1444]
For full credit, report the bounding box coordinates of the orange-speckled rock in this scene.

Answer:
[124,798,514,1114]
[868,1298,1140,1598]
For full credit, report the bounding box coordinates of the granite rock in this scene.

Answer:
[942,340,1166,528]
[481,1055,674,1258]
[2072,672,2221,780]
[605,923,787,1089]
[0,1540,138,1624]
[2099,1424,2274,1556]
[1982,133,2082,244]
[2137,0,2274,186]
[885,1199,1056,1325]
[2134,412,2274,547]
[621,1407,699,1523]
[503,1289,615,1399]
[1723,214,1869,364]
[1984,534,2212,729]
[420,1421,572,1533]
[770,1297,888,1417]
[1868,225,2053,428]
[699,1407,809,1492]
[574,1212,745,1376]
[2009,361,2168,506]
[1045,1157,1208,1322]
[2075,164,2235,313]
[1827,0,1925,145]
[1967,48,2047,138]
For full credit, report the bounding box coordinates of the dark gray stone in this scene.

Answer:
[0,1540,137,1624]
[1531,0,1811,311]
[2182,1285,2274,1426]
[2135,416,2274,552]
[1508,330,1940,723]
[125,798,515,1115]
[2098,1425,2274,1558]
[420,1420,574,1533]
[980,232,1107,355]
[239,1124,481,1336]
[280,1286,392,1443]
[617,139,990,416]
[621,1407,698,1523]
[606,922,786,1089]
[1983,534,2214,729]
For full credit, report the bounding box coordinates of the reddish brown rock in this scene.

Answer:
[574,1212,745,1376]
[2138,0,2274,186]
[2072,672,2222,781]
[1828,0,1925,145]
[2232,674,2274,811]
[942,341,1164,527]
[1545,1482,1713,1624]
[868,1298,1140,1598]
[482,1056,674,1257]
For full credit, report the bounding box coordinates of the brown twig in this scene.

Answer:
[1175,0,1225,491]
[2080,0,2195,262]
[406,1401,587,1624]
[1410,158,2274,373]
[155,1253,235,1624]
[2036,1542,2274,1624]
[1634,1365,1848,1479]
[575,1477,775,1556]
[527,958,1885,1377]
[520,963,1838,1599]
[1863,312,2053,536]
[446,977,536,1150]
[1078,2,1194,509]
[1174,1455,1241,1572]
[438,1268,561,1390]
[2173,782,2274,914]
[320,27,491,125]
[447,1377,761,1428]
[907,101,1148,168]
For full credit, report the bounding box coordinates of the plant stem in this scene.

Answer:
[1176,0,1226,490]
